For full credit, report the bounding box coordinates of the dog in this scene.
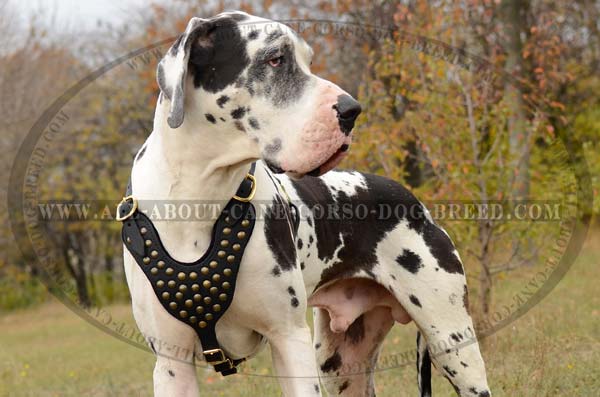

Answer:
[123,11,491,397]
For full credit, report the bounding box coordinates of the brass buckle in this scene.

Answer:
[116,195,138,221]
[204,348,226,364]
[232,174,256,202]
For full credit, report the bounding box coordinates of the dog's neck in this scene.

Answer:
[134,97,260,202]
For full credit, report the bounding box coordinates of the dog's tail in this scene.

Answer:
[416,331,432,397]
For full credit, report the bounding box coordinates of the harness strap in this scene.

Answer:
[117,163,257,376]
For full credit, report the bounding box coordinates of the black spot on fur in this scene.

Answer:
[460,361,469,368]
[216,95,229,108]
[149,340,156,354]
[479,391,490,397]
[264,197,296,271]
[450,332,464,343]
[205,113,216,124]
[306,217,313,226]
[390,274,396,280]
[300,262,305,270]
[287,286,296,296]
[272,266,281,276]
[423,225,464,274]
[231,106,247,119]
[219,117,226,122]
[345,315,365,345]
[443,365,457,377]
[189,17,249,92]
[234,120,245,132]
[265,138,282,155]
[297,238,303,250]
[315,342,321,349]
[309,234,314,243]
[291,297,299,307]
[396,249,423,273]
[339,380,350,393]
[314,384,320,393]
[248,30,259,40]
[409,294,422,307]
[320,351,342,373]
[168,370,175,377]
[248,117,260,129]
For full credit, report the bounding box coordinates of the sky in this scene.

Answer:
[10,0,153,30]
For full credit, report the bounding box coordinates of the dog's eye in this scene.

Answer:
[268,56,284,67]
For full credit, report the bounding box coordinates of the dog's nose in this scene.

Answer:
[334,94,362,134]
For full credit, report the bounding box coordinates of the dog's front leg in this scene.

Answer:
[267,325,322,397]
[153,356,200,397]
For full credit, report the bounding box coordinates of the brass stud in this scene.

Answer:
[212,274,221,282]
[162,292,170,300]
[150,250,158,258]
[209,261,218,269]
[157,260,165,268]
[143,257,150,264]
[224,216,231,224]
[175,292,183,300]
[220,240,229,248]
[156,280,165,288]
[165,268,174,276]
[189,316,197,323]
[222,282,231,290]
[145,239,152,246]
[177,272,186,281]
[189,272,198,280]
[203,296,212,304]
[223,268,232,277]
[168,280,176,288]
[126,237,131,243]
[237,231,246,239]
[179,310,188,318]
[217,250,226,258]
[223,227,231,235]
[201,267,209,275]
[179,285,187,293]
[210,287,218,295]
[185,299,193,308]
[213,304,221,312]
[191,284,200,292]
[241,219,250,227]
[140,227,148,234]
[199,321,207,328]
[202,280,211,289]
[219,293,228,301]
[232,244,241,252]
[169,302,177,309]
[196,306,204,314]
[205,313,214,321]
[193,294,202,302]
[227,255,235,263]
[150,267,158,275]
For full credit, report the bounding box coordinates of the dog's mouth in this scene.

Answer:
[306,143,350,177]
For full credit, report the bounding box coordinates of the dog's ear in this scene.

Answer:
[157,17,209,129]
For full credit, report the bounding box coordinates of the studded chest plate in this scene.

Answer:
[118,166,257,376]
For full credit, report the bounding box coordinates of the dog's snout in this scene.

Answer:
[334,94,362,134]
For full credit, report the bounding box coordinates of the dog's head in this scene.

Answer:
[156,11,361,177]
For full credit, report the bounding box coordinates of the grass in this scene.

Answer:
[0,233,598,397]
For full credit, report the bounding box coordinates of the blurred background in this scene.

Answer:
[0,0,598,396]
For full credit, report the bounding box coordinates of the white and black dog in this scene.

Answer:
[123,11,491,397]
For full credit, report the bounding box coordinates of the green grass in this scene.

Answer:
[1,234,598,397]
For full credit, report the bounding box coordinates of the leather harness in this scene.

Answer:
[116,163,257,376]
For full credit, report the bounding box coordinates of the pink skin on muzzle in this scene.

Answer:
[279,78,354,176]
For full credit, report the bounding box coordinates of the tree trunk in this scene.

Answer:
[502,0,531,199]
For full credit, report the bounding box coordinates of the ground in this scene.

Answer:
[1,234,598,397]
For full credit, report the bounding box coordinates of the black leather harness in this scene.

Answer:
[116,163,257,376]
